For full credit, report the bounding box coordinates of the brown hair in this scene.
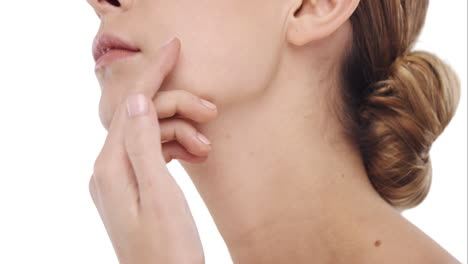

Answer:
[337,0,461,210]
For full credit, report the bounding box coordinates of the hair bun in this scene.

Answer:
[358,50,461,210]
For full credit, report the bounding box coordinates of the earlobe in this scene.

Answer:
[286,0,360,46]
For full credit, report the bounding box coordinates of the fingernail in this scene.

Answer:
[196,132,211,145]
[200,99,217,110]
[163,37,176,48]
[126,93,149,117]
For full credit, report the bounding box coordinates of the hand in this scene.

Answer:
[89,38,206,264]
[155,89,218,164]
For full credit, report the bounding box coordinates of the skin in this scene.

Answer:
[89,40,206,263]
[87,0,461,263]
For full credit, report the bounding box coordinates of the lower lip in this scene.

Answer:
[95,49,140,70]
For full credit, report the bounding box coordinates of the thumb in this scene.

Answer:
[124,93,168,195]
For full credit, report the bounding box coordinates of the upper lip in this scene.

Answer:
[92,33,141,63]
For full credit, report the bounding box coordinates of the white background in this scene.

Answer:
[0,1,466,263]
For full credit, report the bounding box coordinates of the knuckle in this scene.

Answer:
[162,89,198,105]
[172,119,196,135]
[155,90,169,99]
[92,171,110,194]
[88,176,94,193]
[92,156,119,192]
[155,90,218,122]
[160,118,195,146]
[89,175,97,201]
[177,89,198,101]
[92,155,108,176]
[163,118,193,131]
[154,91,176,117]
[172,117,193,128]
[183,92,202,110]
[162,147,173,164]
[163,119,210,155]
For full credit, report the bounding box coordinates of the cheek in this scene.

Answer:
[147,2,284,107]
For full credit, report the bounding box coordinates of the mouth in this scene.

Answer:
[92,33,141,70]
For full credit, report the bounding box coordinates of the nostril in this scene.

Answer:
[105,0,121,7]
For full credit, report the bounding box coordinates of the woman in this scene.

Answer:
[87,0,462,263]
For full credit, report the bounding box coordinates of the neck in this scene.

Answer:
[179,53,396,263]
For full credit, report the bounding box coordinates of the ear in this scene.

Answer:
[286,0,360,46]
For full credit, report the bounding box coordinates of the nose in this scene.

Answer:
[87,0,132,18]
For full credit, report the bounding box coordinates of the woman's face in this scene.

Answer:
[88,0,290,129]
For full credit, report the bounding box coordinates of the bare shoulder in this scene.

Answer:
[355,207,461,264]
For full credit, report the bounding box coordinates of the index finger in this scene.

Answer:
[102,37,181,156]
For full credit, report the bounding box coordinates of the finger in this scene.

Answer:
[162,141,208,164]
[102,37,181,158]
[160,118,212,157]
[93,101,139,205]
[124,93,169,199]
[89,174,99,208]
[136,37,181,101]
[93,38,181,199]
[154,90,217,123]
